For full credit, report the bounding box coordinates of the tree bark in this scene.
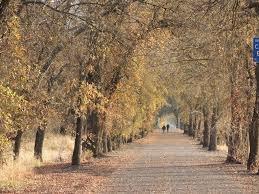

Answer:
[102,130,108,154]
[247,63,259,173]
[72,117,83,165]
[197,117,202,138]
[203,106,210,147]
[226,62,246,164]
[179,119,183,129]
[34,127,45,161]
[117,135,122,148]
[175,112,180,128]
[112,135,117,150]
[209,107,217,151]
[127,132,133,143]
[140,129,145,138]
[193,114,197,138]
[183,123,188,134]
[87,109,94,132]
[107,134,112,152]
[13,130,23,160]
[188,111,193,136]
[92,110,105,157]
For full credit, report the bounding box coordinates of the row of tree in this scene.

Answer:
[0,0,169,165]
[168,0,259,174]
[0,0,258,175]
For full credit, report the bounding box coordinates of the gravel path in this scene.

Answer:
[95,131,259,194]
[6,130,258,194]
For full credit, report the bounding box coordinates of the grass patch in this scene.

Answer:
[0,133,74,190]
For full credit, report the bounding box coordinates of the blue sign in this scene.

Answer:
[253,37,259,62]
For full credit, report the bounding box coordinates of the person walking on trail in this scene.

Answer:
[166,124,170,133]
[162,126,166,133]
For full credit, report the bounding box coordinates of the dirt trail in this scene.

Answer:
[7,130,258,194]
[95,131,259,194]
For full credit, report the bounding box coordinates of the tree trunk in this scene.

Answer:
[107,134,112,152]
[197,117,202,139]
[226,62,247,164]
[13,130,23,160]
[188,111,193,136]
[117,135,122,148]
[112,140,116,150]
[179,119,182,129]
[128,132,133,143]
[72,117,83,165]
[140,129,144,138]
[102,130,108,154]
[122,136,125,144]
[247,63,259,173]
[92,110,105,157]
[203,106,210,148]
[244,52,257,172]
[87,109,94,132]
[183,123,188,134]
[209,107,217,151]
[193,114,197,138]
[175,113,180,128]
[34,127,45,161]
[112,135,117,150]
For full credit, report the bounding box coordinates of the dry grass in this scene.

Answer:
[217,144,228,153]
[0,133,75,190]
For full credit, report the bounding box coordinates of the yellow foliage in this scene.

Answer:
[108,57,166,136]
[78,83,109,114]
[5,7,30,90]
[0,135,9,154]
[0,83,28,133]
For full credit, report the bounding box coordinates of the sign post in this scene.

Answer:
[253,37,259,63]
